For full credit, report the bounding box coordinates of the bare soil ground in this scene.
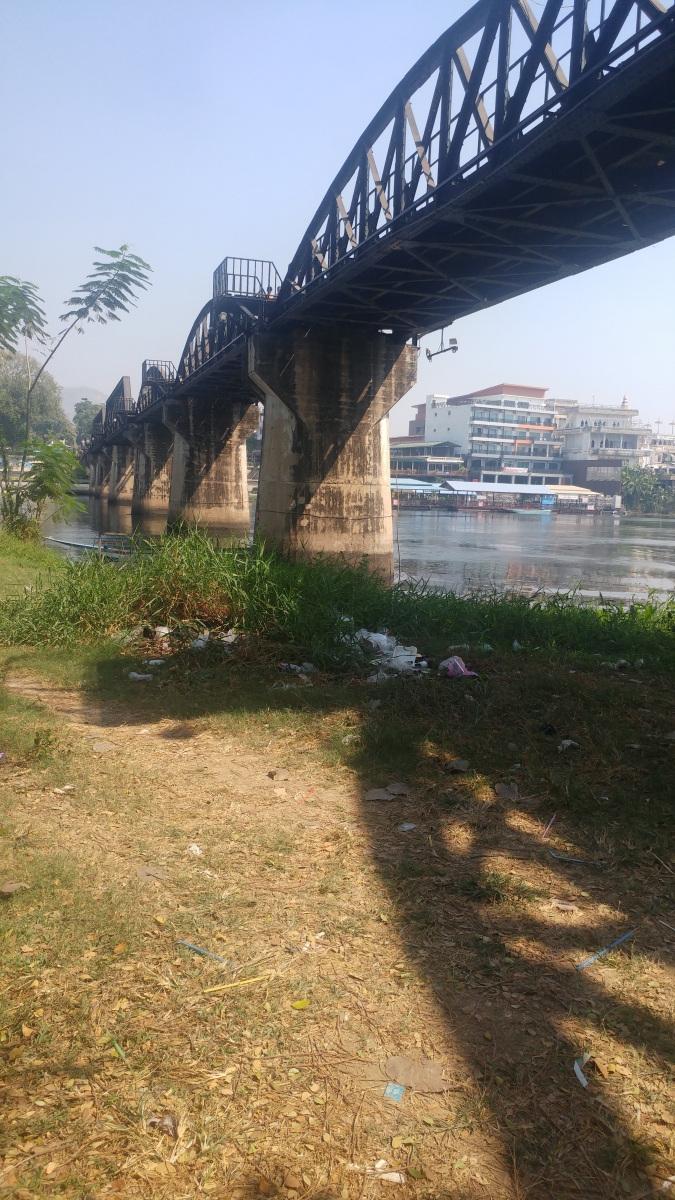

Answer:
[0,663,674,1200]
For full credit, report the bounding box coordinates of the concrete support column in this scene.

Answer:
[89,452,110,497]
[108,444,135,504]
[249,327,416,579]
[167,397,258,538]
[131,421,173,515]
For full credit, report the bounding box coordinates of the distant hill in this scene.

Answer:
[60,385,107,419]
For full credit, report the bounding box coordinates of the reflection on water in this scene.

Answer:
[394,509,675,600]
[47,498,675,601]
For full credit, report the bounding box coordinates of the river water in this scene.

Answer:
[46,498,675,602]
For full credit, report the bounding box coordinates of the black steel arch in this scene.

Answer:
[273,0,675,334]
[89,0,675,431]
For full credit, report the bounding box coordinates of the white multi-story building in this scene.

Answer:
[419,383,570,486]
[558,397,652,494]
[408,385,654,494]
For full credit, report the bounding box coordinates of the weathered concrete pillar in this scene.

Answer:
[167,397,258,537]
[89,452,111,497]
[131,420,173,515]
[108,444,135,504]
[249,327,416,578]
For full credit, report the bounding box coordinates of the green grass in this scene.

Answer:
[0,527,673,669]
[0,531,64,600]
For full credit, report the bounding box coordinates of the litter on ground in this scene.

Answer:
[438,656,478,678]
[576,930,635,971]
[574,1053,591,1087]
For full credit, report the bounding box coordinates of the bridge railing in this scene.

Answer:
[213,257,282,300]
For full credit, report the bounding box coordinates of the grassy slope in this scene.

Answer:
[0,533,64,600]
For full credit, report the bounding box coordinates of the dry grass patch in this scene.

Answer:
[0,656,673,1199]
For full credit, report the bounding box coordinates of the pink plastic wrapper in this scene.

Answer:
[438,655,478,678]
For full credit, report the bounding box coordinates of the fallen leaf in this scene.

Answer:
[484,1031,492,1041]
[154,915,166,925]
[113,942,129,954]
[593,1058,610,1080]
[8,1046,24,1061]
[81,1101,95,1121]
[258,1177,274,1194]
[283,1172,302,1190]
[0,881,29,895]
[21,1024,35,1039]
[385,1056,449,1093]
[44,1162,59,1176]
[291,999,310,1010]
[137,865,169,883]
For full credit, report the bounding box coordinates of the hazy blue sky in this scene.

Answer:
[2,0,673,433]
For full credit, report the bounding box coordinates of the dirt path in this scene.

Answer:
[0,673,673,1199]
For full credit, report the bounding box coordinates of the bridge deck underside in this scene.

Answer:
[276,36,675,337]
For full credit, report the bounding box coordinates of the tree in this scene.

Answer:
[0,277,46,354]
[74,399,102,444]
[0,245,151,533]
[621,464,675,514]
[0,246,151,445]
[0,441,84,535]
[0,353,74,447]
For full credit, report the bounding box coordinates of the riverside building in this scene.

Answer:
[417,384,570,486]
[406,385,652,495]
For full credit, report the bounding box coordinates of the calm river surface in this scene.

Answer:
[47,498,675,601]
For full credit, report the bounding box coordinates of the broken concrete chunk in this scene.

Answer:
[446,759,469,773]
[0,881,29,896]
[385,1056,449,1093]
[137,865,170,883]
[365,782,412,801]
[91,741,117,753]
[495,781,519,801]
[269,769,290,781]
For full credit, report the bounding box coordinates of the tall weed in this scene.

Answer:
[0,528,673,667]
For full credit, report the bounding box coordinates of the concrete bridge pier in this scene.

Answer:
[108,444,135,504]
[88,451,111,497]
[249,327,416,579]
[131,420,173,516]
[166,397,258,538]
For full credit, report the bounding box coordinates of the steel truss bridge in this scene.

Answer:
[89,0,675,463]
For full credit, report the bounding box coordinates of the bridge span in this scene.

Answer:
[86,0,675,578]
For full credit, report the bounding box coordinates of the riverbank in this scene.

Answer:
[0,534,673,1198]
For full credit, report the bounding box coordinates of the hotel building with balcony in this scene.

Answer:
[407,384,652,494]
[419,383,570,485]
